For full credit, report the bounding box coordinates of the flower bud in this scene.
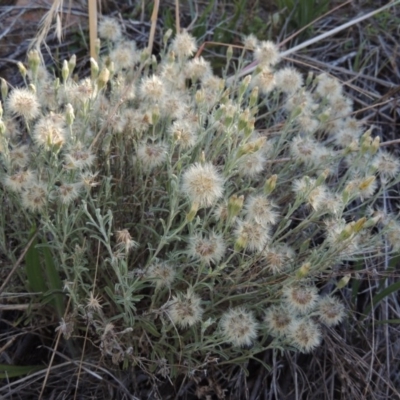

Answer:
[195,89,205,105]
[1,78,8,101]
[65,103,75,126]
[249,86,258,108]
[62,60,69,83]
[97,67,110,90]
[234,235,247,252]
[336,274,351,289]
[239,75,251,98]
[17,62,27,79]
[228,194,244,220]
[264,174,277,195]
[163,29,172,46]
[28,83,36,94]
[27,49,40,77]
[315,169,329,186]
[296,262,311,279]
[200,150,206,163]
[339,223,353,241]
[68,54,76,76]
[54,77,60,90]
[0,120,5,135]
[352,217,366,233]
[90,57,99,79]
[226,45,233,65]
[186,202,199,222]
[369,136,380,155]
[358,176,375,192]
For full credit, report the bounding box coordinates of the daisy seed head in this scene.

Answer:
[8,88,40,120]
[220,307,258,347]
[182,162,224,208]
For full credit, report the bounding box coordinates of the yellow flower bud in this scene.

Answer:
[97,67,110,90]
[228,194,244,219]
[336,274,351,289]
[296,262,311,279]
[17,62,27,79]
[264,174,277,195]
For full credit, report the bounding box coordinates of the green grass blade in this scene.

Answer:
[42,241,65,317]
[24,226,46,294]
[0,364,45,379]
[363,280,400,318]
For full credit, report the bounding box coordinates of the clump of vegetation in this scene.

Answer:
[1,16,400,398]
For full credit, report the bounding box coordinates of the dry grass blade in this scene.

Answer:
[175,0,181,33]
[230,0,400,81]
[148,0,160,54]
[29,0,64,56]
[88,0,98,59]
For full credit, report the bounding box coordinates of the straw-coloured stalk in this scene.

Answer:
[88,0,98,60]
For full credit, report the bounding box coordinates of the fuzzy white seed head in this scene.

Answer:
[329,94,353,117]
[238,151,266,178]
[98,17,122,42]
[316,73,342,99]
[171,30,197,59]
[185,57,212,81]
[289,318,322,353]
[168,289,203,328]
[334,127,361,148]
[188,231,226,265]
[283,285,319,314]
[182,162,224,208]
[8,88,40,120]
[251,67,276,94]
[33,114,66,149]
[254,40,280,66]
[292,176,316,201]
[140,75,165,102]
[3,170,35,192]
[64,142,95,170]
[285,90,315,113]
[244,195,279,226]
[234,219,270,252]
[296,113,320,134]
[290,135,319,165]
[168,119,197,149]
[318,296,346,326]
[220,307,258,347]
[275,67,303,94]
[137,141,167,171]
[110,41,139,71]
[57,182,82,205]
[22,180,48,212]
[9,145,30,168]
[264,305,295,336]
[262,244,294,274]
[372,151,400,180]
[243,34,258,50]
[73,78,97,104]
[146,262,176,288]
[386,220,400,251]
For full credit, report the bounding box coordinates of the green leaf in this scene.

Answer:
[42,240,65,317]
[374,319,400,325]
[0,364,44,379]
[24,226,46,294]
[363,280,400,318]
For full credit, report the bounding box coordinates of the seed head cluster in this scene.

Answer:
[0,19,398,379]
